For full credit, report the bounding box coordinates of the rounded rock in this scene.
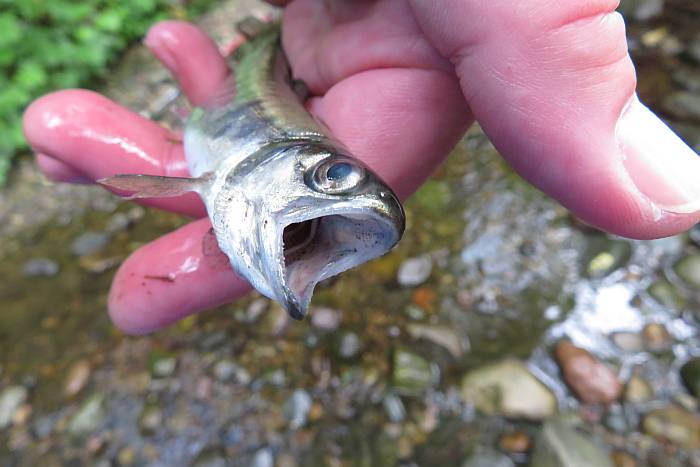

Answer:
[554,341,622,404]
[397,255,433,287]
[680,358,700,397]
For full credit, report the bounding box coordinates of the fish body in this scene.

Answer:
[102,23,405,319]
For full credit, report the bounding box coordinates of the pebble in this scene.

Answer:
[284,389,313,429]
[585,238,631,279]
[611,451,637,467]
[70,231,111,256]
[393,348,434,395]
[680,358,700,397]
[117,446,136,465]
[554,341,622,404]
[310,307,341,331]
[647,449,685,467]
[338,333,361,359]
[246,298,268,322]
[407,324,464,358]
[647,280,687,312]
[212,359,238,383]
[625,374,654,404]
[139,405,163,435]
[461,447,514,467]
[498,431,532,454]
[252,448,274,467]
[21,258,59,277]
[64,360,91,398]
[662,91,700,121]
[461,358,557,420]
[382,393,406,423]
[397,255,433,287]
[642,405,700,450]
[68,393,106,436]
[618,0,664,21]
[675,254,700,290]
[611,332,645,353]
[531,420,613,467]
[0,386,28,429]
[191,447,228,467]
[641,323,673,353]
[150,355,177,378]
[688,37,700,64]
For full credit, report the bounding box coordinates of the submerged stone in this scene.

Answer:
[310,307,341,331]
[21,258,59,277]
[70,231,111,256]
[191,447,228,467]
[642,405,700,450]
[641,323,674,353]
[680,358,700,397]
[618,0,664,21]
[462,447,514,467]
[610,332,644,353]
[393,348,434,395]
[554,341,622,404]
[662,91,700,120]
[674,255,700,290]
[407,324,464,358]
[0,386,28,429]
[461,358,557,420]
[397,255,433,287]
[68,393,106,436]
[382,393,406,423]
[647,280,686,312]
[625,374,654,404]
[64,360,91,399]
[583,237,631,279]
[499,431,532,454]
[338,333,361,359]
[530,420,613,467]
[284,389,313,429]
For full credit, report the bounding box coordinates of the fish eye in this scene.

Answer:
[309,158,366,194]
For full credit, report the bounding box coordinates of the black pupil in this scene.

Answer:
[326,162,353,181]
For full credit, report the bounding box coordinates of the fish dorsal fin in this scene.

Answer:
[98,173,211,199]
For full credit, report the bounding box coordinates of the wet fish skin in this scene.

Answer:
[101,22,405,319]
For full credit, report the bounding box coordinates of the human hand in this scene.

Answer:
[23,0,700,334]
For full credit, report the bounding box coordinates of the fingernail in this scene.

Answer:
[144,30,179,74]
[618,95,700,214]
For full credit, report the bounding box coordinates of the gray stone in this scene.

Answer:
[0,386,28,429]
[462,447,515,467]
[530,420,613,467]
[407,324,464,358]
[139,405,163,436]
[338,333,361,359]
[461,359,557,420]
[382,393,406,423]
[150,355,177,378]
[397,255,433,287]
[393,348,434,395]
[68,394,106,436]
[284,389,313,429]
[611,332,644,353]
[688,38,700,64]
[310,307,341,331]
[662,92,700,121]
[21,258,59,277]
[252,448,274,467]
[71,231,111,256]
[674,254,700,290]
[191,447,228,467]
[618,0,664,21]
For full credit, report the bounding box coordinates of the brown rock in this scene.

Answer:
[499,431,532,453]
[554,341,623,404]
[611,451,637,467]
[642,323,673,353]
[63,360,91,398]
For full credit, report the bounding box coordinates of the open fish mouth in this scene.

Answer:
[277,206,403,320]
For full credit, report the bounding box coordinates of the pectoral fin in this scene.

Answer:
[98,173,210,199]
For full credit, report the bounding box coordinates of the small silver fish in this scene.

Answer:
[101,21,405,320]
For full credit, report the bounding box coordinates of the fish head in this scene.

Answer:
[221,143,405,319]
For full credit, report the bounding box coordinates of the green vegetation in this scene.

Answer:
[0,0,216,185]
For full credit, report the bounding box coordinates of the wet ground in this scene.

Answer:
[2,0,700,466]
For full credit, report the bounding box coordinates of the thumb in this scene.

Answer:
[409,0,700,239]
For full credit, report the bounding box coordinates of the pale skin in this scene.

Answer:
[23,0,700,334]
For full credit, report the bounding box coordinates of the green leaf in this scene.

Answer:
[0,13,22,48]
[95,9,123,32]
[14,61,48,90]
